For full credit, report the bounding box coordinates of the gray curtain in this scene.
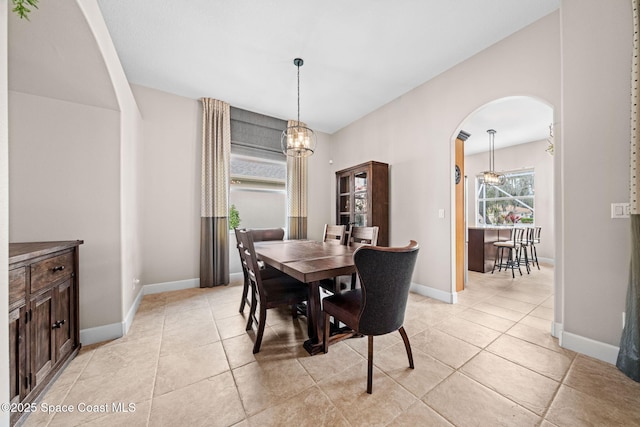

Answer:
[617,0,640,381]
[286,119,308,239]
[200,98,231,287]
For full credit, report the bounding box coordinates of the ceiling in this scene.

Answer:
[462,97,554,155]
[96,0,559,140]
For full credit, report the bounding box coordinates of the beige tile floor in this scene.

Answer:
[22,264,640,426]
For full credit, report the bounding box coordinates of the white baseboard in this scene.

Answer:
[123,287,145,335]
[551,321,563,339]
[79,322,124,346]
[143,278,200,295]
[538,256,555,265]
[561,330,620,365]
[410,283,457,304]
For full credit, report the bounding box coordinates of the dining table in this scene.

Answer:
[254,239,357,355]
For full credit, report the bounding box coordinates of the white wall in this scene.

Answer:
[9,92,123,329]
[560,0,631,353]
[131,84,201,286]
[329,11,561,297]
[465,139,555,260]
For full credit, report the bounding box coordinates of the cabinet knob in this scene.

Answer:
[52,265,65,272]
[52,319,65,329]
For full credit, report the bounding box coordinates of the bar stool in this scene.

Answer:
[530,226,541,270]
[492,227,525,278]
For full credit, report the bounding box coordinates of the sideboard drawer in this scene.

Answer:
[9,268,26,307]
[30,252,74,294]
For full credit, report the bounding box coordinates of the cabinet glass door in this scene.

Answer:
[354,171,367,226]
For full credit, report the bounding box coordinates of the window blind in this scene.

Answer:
[230,107,286,161]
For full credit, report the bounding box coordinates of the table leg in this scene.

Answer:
[303,280,325,355]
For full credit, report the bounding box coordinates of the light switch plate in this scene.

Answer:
[611,203,630,219]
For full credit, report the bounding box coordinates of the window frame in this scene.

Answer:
[476,169,535,226]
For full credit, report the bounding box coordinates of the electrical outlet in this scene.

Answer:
[611,203,630,219]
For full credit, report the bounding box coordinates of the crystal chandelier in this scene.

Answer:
[483,129,505,186]
[281,58,317,157]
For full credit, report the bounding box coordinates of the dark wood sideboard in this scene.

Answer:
[8,240,83,426]
[467,228,511,273]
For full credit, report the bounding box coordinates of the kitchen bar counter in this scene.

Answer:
[467,227,513,272]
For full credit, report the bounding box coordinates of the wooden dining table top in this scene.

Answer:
[254,240,356,283]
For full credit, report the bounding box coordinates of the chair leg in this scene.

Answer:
[492,247,500,274]
[398,327,414,369]
[367,335,374,394]
[239,276,249,313]
[507,248,515,278]
[323,312,331,354]
[523,246,531,274]
[532,244,540,269]
[246,283,257,331]
[252,304,267,354]
[350,272,357,290]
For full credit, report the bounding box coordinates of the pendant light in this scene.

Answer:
[482,129,505,186]
[281,58,317,157]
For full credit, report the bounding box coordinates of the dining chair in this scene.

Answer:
[322,240,419,394]
[237,229,309,353]
[492,227,526,278]
[348,226,379,248]
[344,226,380,290]
[323,224,346,245]
[319,224,348,294]
[235,227,286,313]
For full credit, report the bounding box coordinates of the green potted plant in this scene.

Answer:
[229,204,241,230]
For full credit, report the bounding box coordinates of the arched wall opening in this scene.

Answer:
[450,95,559,334]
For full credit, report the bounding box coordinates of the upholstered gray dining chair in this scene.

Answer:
[322,240,419,393]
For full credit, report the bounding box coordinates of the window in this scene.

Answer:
[476,169,535,226]
[228,107,288,230]
[229,154,286,229]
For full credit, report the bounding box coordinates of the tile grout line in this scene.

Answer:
[212,291,252,424]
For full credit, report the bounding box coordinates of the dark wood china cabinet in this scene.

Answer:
[336,161,389,246]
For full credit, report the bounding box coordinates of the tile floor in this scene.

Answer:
[22,264,640,426]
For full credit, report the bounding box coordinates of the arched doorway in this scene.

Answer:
[452,96,555,299]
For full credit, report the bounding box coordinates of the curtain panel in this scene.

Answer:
[286,119,308,239]
[200,98,231,287]
[617,0,640,382]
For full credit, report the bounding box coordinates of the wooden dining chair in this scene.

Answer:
[235,227,286,313]
[319,225,348,294]
[344,226,379,290]
[348,226,379,248]
[322,224,346,245]
[322,241,419,393]
[237,229,309,353]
